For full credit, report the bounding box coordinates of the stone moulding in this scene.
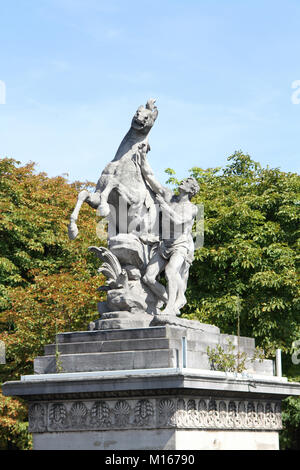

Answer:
[28,396,282,433]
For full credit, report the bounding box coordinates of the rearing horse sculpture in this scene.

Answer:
[68,99,158,241]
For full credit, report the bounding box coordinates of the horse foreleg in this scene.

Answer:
[97,181,117,217]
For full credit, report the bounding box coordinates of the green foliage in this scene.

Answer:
[0,391,32,450]
[280,393,300,449]
[176,150,300,358]
[0,158,104,449]
[207,339,248,373]
[0,158,100,311]
[207,337,265,373]
[168,150,300,448]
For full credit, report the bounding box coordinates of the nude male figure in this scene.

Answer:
[140,150,199,316]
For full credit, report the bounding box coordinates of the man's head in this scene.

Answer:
[179,177,200,199]
[131,99,158,134]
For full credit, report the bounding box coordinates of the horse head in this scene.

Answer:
[131,98,158,135]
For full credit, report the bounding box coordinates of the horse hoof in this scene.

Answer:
[98,204,110,217]
[68,222,78,240]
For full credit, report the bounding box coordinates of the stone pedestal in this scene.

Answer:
[3,321,300,450]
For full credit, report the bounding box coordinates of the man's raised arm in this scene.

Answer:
[139,146,171,200]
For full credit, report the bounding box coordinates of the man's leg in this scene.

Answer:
[163,253,185,315]
[143,253,168,303]
[174,262,190,313]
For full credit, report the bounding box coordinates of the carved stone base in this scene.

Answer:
[3,321,300,450]
[28,394,282,450]
[92,311,152,330]
[32,322,275,375]
[4,365,300,449]
[29,396,283,434]
[150,315,220,333]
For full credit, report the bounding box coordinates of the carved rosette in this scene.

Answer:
[27,397,283,433]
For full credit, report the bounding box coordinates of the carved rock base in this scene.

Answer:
[93,311,152,330]
[28,394,282,450]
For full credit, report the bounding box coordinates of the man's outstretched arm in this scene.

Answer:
[139,149,171,200]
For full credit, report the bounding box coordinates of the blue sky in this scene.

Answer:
[0,0,300,184]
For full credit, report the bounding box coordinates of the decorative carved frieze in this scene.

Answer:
[28,397,282,433]
[28,403,47,432]
[48,403,67,430]
[90,400,111,427]
[134,399,154,426]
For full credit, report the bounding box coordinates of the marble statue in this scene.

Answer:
[68,98,158,240]
[140,148,199,315]
[68,99,199,322]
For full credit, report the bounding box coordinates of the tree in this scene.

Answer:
[0,158,104,449]
[0,154,299,449]
[174,151,300,361]
[169,151,299,449]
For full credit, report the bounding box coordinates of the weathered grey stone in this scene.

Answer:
[67,99,202,320]
[151,315,220,333]
[93,311,152,330]
[4,368,300,400]
[34,349,178,374]
[32,429,280,451]
[94,318,151,330]
[3,312,300,451]
[250,359,274,376]
[56,326,167,344]
[98,312,134,319]
[139,174,200,316]
[35,322,275,376]
[109,234,145,269]
[97,301,109,315]
[45,338,172,356]
[68,99,159,238]
[219,333,255,350]
[68,100,165,317]
[27,396,283,433]
[4,367,300,450]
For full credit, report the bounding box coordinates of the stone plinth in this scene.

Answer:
[3,367,300,450]
[2,321,300,450]
[32,321,274,376]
